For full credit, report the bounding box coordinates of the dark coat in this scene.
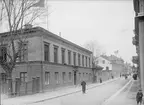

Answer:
[136,91,143,101]
[81,81,86,93]
[81,81,86,87]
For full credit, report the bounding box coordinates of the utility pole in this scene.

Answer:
[138,0,144,91]
[133,0,144,91]
[0,76,1,105]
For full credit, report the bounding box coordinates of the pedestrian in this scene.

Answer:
[136,89,143,105]
[133,73,137,80]
[81,80,86,94]
[100,78,102,83]
[125,75,127,79]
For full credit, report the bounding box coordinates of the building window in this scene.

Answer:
[69,72,72,80]
[54,46,58,63]
[83,73,85,77]
[79,73,81,81]
[1,73,7,83]
[82,55,84,67]
[89,57,90,67]
[78,54,81,66]
[68,50,71,65]
[62,72,66,83]
[55,72,59,84]
[44,43,50,61]
[73,52,76,66]
[18,42,28,62]
[20,72,27,82]
[45,72,50,85]
[89,73,91,80]
[86,73,88,79]
[0,46,7,62]
[103,60,105,64]
[85,56,87,67]
[61,48,65,64]
[106,66,109,70]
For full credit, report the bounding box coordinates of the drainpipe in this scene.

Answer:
[138,16,144,91]
[41,36,44,92]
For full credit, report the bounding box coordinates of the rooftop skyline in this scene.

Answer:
[0,0,137,64]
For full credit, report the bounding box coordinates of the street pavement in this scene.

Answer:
[1,77,131,105]
[1,77,120,105]
[103,79,143,105]
[29,77,130,105]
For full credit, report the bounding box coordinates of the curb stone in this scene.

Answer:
[25,78,120,105]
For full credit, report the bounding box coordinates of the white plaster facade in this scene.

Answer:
[95,56,112,71]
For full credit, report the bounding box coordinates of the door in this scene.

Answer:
[74,71,76,85]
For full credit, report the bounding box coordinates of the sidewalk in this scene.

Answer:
[105,78,143,105]
[125,79,144,105]
[1,78,120,105]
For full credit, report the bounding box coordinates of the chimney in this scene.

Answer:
[59,32,61,37]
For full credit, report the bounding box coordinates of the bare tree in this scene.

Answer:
[0,0,47,96]
[83,40,106,57]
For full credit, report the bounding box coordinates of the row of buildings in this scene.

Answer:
[0,25,131,96]
[93,55,131,81]
[132,0,144,91]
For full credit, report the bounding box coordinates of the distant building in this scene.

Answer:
[0,26,93,94]
[95,55,125,77]
[95,55,112,71]
[108,55,125,76]
[93,55,113,82]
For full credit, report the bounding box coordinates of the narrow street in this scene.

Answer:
[29,77,131,105]
[0,0,142,105]
[104,79,139,105]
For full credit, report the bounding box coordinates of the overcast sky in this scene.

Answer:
[0,0,137,64]
[40,0,136,64]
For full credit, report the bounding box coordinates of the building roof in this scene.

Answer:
[0,26,92,54]
[108,55,124,61]
[100,55,111,61]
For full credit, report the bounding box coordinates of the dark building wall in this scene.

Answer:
[111,63,124,77]
[1,62,93,92]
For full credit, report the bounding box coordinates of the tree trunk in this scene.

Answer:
[7,71,13,97]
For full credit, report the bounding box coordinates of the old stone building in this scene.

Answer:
[0,26,93,94]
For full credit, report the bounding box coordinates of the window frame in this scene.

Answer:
[69,72,72,81]
[45,72,50,85]
[82,55,84,67]
[55,72,59,84]
[79,72,81,81]
[61,48,65,64]
[106,66,109,70]
[0,45,7,62]
[89,57,90,67]
[85,56,87,67]
[44,42,50,62]
[1,73,7,83]
[73,52,76,66]
[17,41,28,62]
[78,53,81,66]
[62,72,66,83]
[68,50,71,65]
[54,45,58,63]
[20,72,27,83]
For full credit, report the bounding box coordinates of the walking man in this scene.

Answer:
[136,89,143,105]
[81,80,86,94]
